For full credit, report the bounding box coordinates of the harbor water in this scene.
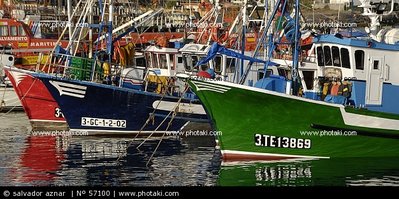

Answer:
[1,112,399,187]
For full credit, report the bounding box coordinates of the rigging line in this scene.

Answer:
[145,105,180,167]
[73,0,96,56]
[143,85,190,167]
[115,74,174,162]
[41,0,85,71]
[137,84,189,150]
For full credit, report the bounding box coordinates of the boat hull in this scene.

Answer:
[35,74,208,135]
[3,67,68,131]
[188,78,399,161]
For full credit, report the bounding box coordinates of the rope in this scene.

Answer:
[115,75,176,162]
[144,88,187,167]
[136,84,189,149]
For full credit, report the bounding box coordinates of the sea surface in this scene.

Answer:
[1,112,399,187]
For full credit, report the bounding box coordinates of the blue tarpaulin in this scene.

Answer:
[196,42,277,66]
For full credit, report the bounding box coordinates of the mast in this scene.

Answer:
[107,0,114,63]
[238,0,282,85]
[239,0,248,82]
[89,2,93,59]
[67,0,73,54]
[292,0,300,95]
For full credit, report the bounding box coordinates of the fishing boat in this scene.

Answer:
[0,18,68,71]
[34,43,209,135]
[3,65,68,130]
[181,0,399,161]
[0,1,171,131]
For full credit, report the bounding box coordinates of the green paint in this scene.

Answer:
[188,79,399,159]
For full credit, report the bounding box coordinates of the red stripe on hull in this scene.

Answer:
[222,153,296,162]
[4,68,68,130]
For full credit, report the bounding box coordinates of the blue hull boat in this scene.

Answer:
[33,73,208,135]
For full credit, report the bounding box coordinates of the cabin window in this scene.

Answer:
[332,46,340,67]
[302,71,314,90]
[183,55,199,71]
[373,60,379,70]
[135,57,146,67]
[170,54,175,70]
[145,53,152,67]
[226,58,236,73]
[323,46,332,66]
[258,70,264,80]
[278,68,288,79]
[177,56,183,64]
[152,54,158,68]
[192,56,199,67]
[159,54,168,69]
[340,48,350,68]
[18,26,26,36]
[182,55,191,71]
[316,46,324,66]
[10,26,18,36]
[0,25,8,36]
[213,55,222,73]
[258,69,272,80]
[355,50,364,70]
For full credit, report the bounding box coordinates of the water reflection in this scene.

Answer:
[218,158,399,186]
[0,130,220,186]
[18,136,64,184]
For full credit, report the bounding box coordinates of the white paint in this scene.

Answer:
[81,117,126,128]
[50,80,87,98]
[190,79,344,108]
[8,70,27,87]
[366,57,384,105]
[152,100,206,115]
[340,107,399,131]
[30,119,67,123]
[192,80,231,94]
[70,128,181,134]
[221,150,330,159]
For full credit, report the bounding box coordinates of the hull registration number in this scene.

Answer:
[255,134,311,149]
[81,117,126,128]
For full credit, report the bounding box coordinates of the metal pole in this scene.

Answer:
[292,0,301,96]
[240,0,248,82]
[89,2,93,59]
[108,0,113,63]
[67,0,73,54]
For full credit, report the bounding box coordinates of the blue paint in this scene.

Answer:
[314,34,399,51]
[121,81,143,90]
[255,75,287,93]
[33,74,209,133]
[174,42,185,49]
[153,69,161,75]
[349,80,366,107]
[304,91,321,100]
[324,95,347,105]
[247,79,253,87]
[349,80,399,115]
